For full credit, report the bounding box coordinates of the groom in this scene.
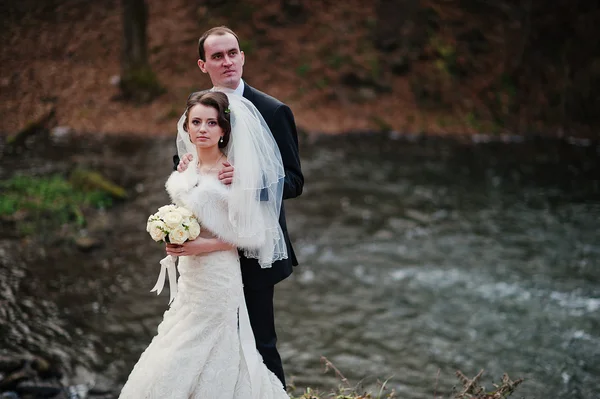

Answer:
[170,26,303,387]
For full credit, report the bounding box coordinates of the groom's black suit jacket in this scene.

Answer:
[174,83,304,289]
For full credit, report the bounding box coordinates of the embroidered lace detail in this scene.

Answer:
[118,249,287,399]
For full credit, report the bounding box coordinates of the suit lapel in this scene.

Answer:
[242,83,256,104]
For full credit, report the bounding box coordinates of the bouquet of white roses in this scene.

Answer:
[146,204,201,244]
[146,204,200,304]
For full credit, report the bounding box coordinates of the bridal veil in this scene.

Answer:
[175,92,288,268]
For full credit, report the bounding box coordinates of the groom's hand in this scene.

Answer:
[177,154,194,173]
[218,162,234,185]
[166,238,234,256]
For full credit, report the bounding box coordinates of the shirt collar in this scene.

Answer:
[212,79,245,96]
[234,79,245,96]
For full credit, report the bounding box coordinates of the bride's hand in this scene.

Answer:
[177,153,194,173]
[218,161,234,185]
[166,238,235,256]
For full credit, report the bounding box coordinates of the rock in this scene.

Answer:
[0,356,105,399]
[405,209,431,224]
[50,126,72,140]
[29,356,51,375]
[0,368,35,391]
[471,133,493,143]
[388,217,418,232]
[134,183,145,194]
[84,211,111,234]
[390,55,411,75]
[0,209,29,223]
[373,229,394,239]
[64,384,90,399]
[567,136,592,147]
[69,169,127,199]
[87,374,114,395]
[73,236,103,251]
[15,379,62,397]
[0,356,25,374]
[357,87,377,101]
[6,106,56,148]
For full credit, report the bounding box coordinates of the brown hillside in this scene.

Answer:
[1,0,598,137]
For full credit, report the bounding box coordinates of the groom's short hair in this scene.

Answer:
[198,26,241,61]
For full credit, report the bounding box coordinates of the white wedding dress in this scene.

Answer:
[118,168,289,399]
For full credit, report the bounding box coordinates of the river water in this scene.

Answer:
[1,132,599,398]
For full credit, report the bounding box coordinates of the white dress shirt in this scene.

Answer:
[213,79,245,96]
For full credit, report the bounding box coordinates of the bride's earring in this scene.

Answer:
[219,136,224,144]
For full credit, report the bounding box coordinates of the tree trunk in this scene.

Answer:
[122,0,148,74]
[119,0,163,103]
[374,0,420,52]
[281,0,306,22]
[374,0,425,76]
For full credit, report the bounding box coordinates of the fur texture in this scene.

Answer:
[165,169,265,249]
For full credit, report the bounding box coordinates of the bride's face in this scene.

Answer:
[187,104,224,149]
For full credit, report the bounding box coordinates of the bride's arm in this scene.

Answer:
[196,193,266,250]
[165,237,235,257]
[166,171,265,250]
[164,170,237,256]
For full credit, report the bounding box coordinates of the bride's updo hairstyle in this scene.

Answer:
[183,91,231,149]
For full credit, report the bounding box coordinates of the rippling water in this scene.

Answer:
[1,133,599,398]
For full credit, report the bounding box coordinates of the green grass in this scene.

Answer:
[239,39,256,56]
[368,56,381,81]
[465,111,482,131]
[315,78,330,89]
[327,54,351,70]
[162,104,181,121]
[0,174,114,229]
[120,65,165,103]
[370,115,393,132]
[296,63,311,77]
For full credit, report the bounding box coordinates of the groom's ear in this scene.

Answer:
[197,59,207,73]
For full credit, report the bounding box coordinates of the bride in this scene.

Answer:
[118,91,289,399]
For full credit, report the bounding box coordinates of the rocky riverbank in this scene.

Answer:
[0,355,116,399]
[7,127,587,399]
[0,353,523,399]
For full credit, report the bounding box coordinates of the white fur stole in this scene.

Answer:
[164,168,266,249]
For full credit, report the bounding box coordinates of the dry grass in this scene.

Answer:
[286,357,524,399]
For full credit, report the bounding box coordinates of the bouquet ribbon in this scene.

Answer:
[150,255,178,305]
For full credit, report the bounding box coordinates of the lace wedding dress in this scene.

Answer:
[118,169,289,399]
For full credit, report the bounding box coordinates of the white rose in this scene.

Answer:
[157,204,177,217]
[163,211,183,229]
[177,207,193,218]
[149,220,167,242]
[169,226,189,245]
[146,215,157,232]
[187,220,201,240]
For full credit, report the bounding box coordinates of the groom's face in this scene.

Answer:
[198,33,245,90]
